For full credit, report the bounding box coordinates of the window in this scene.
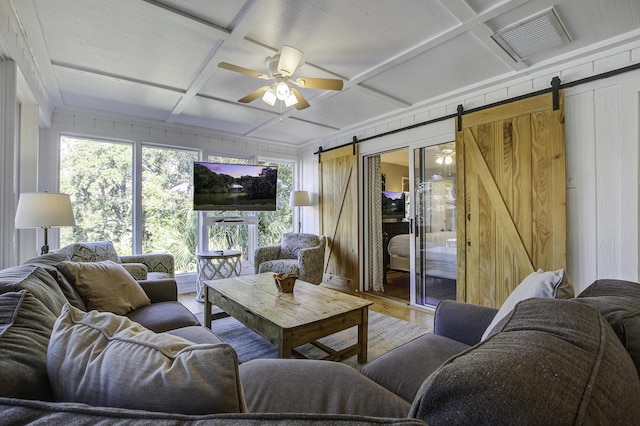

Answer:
[141,145,198,273]
[257,160,293,247]
[60,136,295,273]
[60,136,133,255]
[60,136,198,273]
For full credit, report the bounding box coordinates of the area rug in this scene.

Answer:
[200,311,430,369]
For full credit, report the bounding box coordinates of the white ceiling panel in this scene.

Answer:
[175,96,276,134]
[362,33,513,105]
[249,117,340,145]
[35,0,225,89]
[152,0,247,30]
[244,0,459,79]
[54,67,183,121]
[293,86,401,129]
[7,0,640,147]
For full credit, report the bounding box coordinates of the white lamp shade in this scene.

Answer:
[15,193,76,228]
[290,190,311,207]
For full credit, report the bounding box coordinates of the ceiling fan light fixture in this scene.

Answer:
[275,81,290,100]
[262,87,277,105]
[284,92,298,107]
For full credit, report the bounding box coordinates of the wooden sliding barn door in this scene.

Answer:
[319,145,359,290]
[456,92,566,307]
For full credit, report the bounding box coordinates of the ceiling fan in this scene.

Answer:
[218,46,343,110]
[435,149,455,165]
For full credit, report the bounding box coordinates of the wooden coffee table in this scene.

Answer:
[203,273,373,363]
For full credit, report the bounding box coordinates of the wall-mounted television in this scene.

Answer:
[193,162,278,211]
[382,191,405,219]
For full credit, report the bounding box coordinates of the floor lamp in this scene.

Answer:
[15,192,76,255]
[290,190,311,233]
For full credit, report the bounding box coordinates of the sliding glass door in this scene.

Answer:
[412,142,457,307]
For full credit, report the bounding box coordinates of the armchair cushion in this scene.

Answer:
[57,241,175,280]
[58,241,121,264]
[119,262,148,280]
[121,253,175,279]
[258,259,299,276]
[253,245,281,273]
[279,233,321,259]
[255,233,326,284]
[56,260,150,316]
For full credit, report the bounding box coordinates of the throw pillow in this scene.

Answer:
[56,260,150,315]
[47,304,246,415]
[0,264,69,316]
[21,253,87,311]
[481,268,573,340]
[0,290,57,401]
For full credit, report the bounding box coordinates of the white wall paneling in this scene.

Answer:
[16,103,40,263]
[301,42,640,295]
[1,60,17,268]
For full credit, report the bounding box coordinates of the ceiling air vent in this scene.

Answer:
[491,8,571,62]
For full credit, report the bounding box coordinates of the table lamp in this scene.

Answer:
[15,192,76,255]
[290,190,311,232]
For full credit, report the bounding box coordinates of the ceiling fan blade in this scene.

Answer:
[277,46,303,77]
[294,77,343,91]
[290,88,310,110]
[238,86,270,103]
[218,62,270,80]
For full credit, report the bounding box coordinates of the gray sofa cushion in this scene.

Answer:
[361,333,470,403]
[0,397,426,425]
[410,298,640,425]
[167,325,224,345]
[48,305,246,415]
[126,301,201,333]
[576,278,640,378]
[0,291,57,401]
[240,359,412,418]
[0,265,68,316]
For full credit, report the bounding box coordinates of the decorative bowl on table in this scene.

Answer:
[274,273,298,293]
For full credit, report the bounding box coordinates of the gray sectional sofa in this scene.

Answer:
[1,252,639,425]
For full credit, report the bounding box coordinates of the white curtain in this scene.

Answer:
[366,155,384,292]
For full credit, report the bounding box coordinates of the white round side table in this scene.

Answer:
[196,250,242,302]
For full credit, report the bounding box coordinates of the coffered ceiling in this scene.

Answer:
[6,0,640,147]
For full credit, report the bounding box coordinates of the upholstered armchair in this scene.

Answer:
[254,233,326,284]
[57,241,174,280]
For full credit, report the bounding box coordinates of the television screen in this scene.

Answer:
[381,191,405,218]
[193,162,278,211]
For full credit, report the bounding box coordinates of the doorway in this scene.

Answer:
[413,142,457,307]
[364,142,457,308]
